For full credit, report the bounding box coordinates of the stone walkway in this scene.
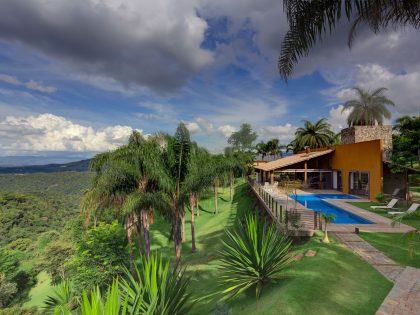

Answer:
[333,232,420,315]
[333,233,404,281]
[376,267,420,315]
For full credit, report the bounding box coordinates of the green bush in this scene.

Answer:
[376,192,386,203]
[220,215,293,299]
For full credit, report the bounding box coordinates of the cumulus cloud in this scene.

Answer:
[332,64,420,118]
[0,73,57,93]
[0,113,138,154]
[260,123,296,143]
[217,124,236,137]
[0,0,213,93]
[328,105,351,132]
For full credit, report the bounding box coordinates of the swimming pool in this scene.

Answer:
[290,194,373,224]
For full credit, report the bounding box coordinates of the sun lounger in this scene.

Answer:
[388,203,419,215]
[371,198,398,209]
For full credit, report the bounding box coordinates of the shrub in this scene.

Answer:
[220,215,293,299]
[376,192,386,203]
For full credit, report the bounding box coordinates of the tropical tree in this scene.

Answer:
[321,213,336,244]
[391,115,420,167]
[279,0,420,80]
[83,133,170,260]
[161,122,192,260]
[227,123,258,152]
[220,215,293,300]
[255,141,269,160]
[343,87,395,126]
[291,118,336,152]
[184,144,212,252]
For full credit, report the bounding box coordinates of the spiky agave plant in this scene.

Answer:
[220,215,293,300]
[119,252,194,315]
[43,280,78,315]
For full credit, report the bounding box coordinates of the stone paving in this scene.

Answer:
[376,267,420,315]
[333,232,420,315]
[333,232,404,281]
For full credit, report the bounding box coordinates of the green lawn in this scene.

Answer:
[149,181,392,315]
[349,201,420,229]
[359,232,420,268]
[22,271,54,309]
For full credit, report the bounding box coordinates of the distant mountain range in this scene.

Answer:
[0,159,90,174]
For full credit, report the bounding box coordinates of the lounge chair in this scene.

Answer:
[388,203,419,215]
[385,188,401,198]
[371,198,398,209]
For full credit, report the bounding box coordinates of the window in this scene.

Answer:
[349,171,369,197]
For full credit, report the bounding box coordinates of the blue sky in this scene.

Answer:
[0,0,419,163]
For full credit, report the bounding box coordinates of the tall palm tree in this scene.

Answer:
[343,87,395,126]
[161,123,192,261]
[291,118,335,151]
[256,142,269,160]
[266,139,284,159]
[83,133,169,260]
[184,144,212,253]
[279,0,420,80]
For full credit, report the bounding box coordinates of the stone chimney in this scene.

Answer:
[341,125,393,158]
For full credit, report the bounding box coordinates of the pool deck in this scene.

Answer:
[269,187,415,233]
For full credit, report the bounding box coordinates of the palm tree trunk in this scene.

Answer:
[181,207,185,243]
[141,208,151,259]
[190,192,196,253]
[126,214,134,266]
[174,205,182,261]
[214,177,219,214]
[93,215,97,228]
[230,172,234,202]
[196,193,200,217]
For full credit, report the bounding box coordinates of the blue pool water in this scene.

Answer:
[290,194,373,224]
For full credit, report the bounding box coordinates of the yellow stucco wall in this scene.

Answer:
[330,139,383,200]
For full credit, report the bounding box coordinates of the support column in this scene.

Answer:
[270,171,274,185]
[304,161,308,186]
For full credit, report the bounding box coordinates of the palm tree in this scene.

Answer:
[266,139,284,159]
[292,118,335,151]
[83,133,170,260]
[343,87,395,126]
[161,123,192,261]
[279,0,420,80]
[321,213,336,244]
[184,144,212,252]
[256,142,269,160]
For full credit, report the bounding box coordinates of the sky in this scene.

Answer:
[0,0,419,163]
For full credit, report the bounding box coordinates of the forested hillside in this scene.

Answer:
[0,172,91,312]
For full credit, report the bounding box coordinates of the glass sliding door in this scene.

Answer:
[348,171,369,197]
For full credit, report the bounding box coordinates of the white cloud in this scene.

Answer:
[328,105,351,132]
[25,80,57,93]
[0,73,57,93]
[333,64,420,118]
[217,124,236,137]
[260,123,296,143]
[0,113,138,154]
[185,121,201,134]
[0,74,20,85]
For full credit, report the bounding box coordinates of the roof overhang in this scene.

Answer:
[255,149,334,172]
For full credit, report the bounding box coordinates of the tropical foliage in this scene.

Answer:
[44,252,194,315]
[288,118,336,153]
[256,139,284,160]
[220,215,293,300]
[227,123,257,152]
[343,87,395,126]
[391,115,420,168]
[279,0,420,80]
[321,213,336,244]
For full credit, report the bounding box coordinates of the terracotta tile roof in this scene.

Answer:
[255,149,334,171]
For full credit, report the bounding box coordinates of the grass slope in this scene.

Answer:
[359,233,420,268]
[349,201,420,229]
[149,181,392,315]
[22,271,54,309]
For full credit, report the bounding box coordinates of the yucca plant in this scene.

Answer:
[43,280,78,315]
[119,252,194,315]
[220,215,293,300]
[321,213,336,244]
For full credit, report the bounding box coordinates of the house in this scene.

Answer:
[254,126,412,201]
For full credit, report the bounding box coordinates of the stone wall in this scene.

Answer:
[341,126,393,151]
